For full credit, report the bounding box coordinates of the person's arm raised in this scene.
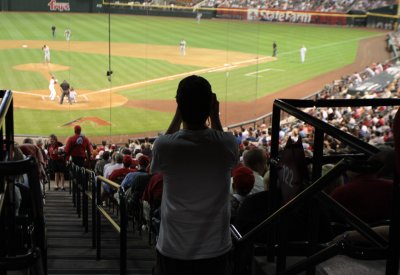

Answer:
[165,107,182,134]
[210,93,223,131]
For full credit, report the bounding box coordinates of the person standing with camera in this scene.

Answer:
[47,134,66,191]
[150,75,239,275]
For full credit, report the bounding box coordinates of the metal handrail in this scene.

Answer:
[68,163,128,275]
[234,158,350,244]
[97,176,120,190]
[0,90,13,130]
[95,175,127,275]
[0,90,14,163]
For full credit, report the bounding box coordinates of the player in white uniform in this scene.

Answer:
[69,87,77,103]
[64,28,71,41]
[42,45,51,64]
[300,45,307,63]
[49,76,57,101]
[196,12,202,24]
[179,39,187,56]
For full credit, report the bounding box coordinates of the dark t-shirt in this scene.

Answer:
[60,82,70,91]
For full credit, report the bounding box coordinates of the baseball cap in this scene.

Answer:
[232,166,255,195]
[74,125,81,134]
[138,155,150,168]
[123,155,132,166]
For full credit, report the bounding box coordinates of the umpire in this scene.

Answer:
[59,80,72,105]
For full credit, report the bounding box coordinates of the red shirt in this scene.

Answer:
[331,175,393,223]
[65,134,92,159]
[109,167,137,184]
[142,173,163,204]
[48,141,64,161]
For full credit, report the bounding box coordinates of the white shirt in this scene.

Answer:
[300,46,307,56]
[151,128,238,260]
[249,170,264,195]
[43,46,50,55]
[103,163,123,179]
[49,78,55,89]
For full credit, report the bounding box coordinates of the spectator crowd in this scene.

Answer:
[202,0,396,12]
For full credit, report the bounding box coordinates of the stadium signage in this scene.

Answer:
[257,10,312,23]
[48,0,70,12]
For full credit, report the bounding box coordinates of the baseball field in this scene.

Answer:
[0,12,389,142]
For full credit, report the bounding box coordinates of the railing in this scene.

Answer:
[69,162,128,275]
[231,98,400,275]
[0,90,14,164]
[96,176,128,275]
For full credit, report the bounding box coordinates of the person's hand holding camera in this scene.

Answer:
[210,93,223,131]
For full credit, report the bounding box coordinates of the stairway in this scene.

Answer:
[44,184,155,275]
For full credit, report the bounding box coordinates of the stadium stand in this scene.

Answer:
[203,0,396,12]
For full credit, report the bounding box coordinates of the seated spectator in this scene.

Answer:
[95,151,110,176]
[103,152,123,179]
[142,173,164,227]
[330,152,394,224]
[101,153,123,206]
[109,155,136,184]
[230,166,255,222]
[243,147,268,194]
[120,155,150,191]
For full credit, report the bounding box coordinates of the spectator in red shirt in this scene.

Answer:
[109,155,137,184]
[64,125,92,167]
[47,134,66,191]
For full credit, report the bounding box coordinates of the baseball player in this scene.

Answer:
[196,12,202,24]
[179,39,187,56]
[300,45,307,63]
[64,28,71,41]
[42,45,51,64]
[49,76,57,101]
[69,87,77,103]
[51,25,56,38]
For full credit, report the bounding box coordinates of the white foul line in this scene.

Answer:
[245,68,285,77]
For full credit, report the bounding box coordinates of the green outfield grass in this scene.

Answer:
[0,12,382,138]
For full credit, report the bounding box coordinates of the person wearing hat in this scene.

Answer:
[64,125,93,167]
[109,155,136,184]
[230,166,255,222]
[150,75,239,275]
